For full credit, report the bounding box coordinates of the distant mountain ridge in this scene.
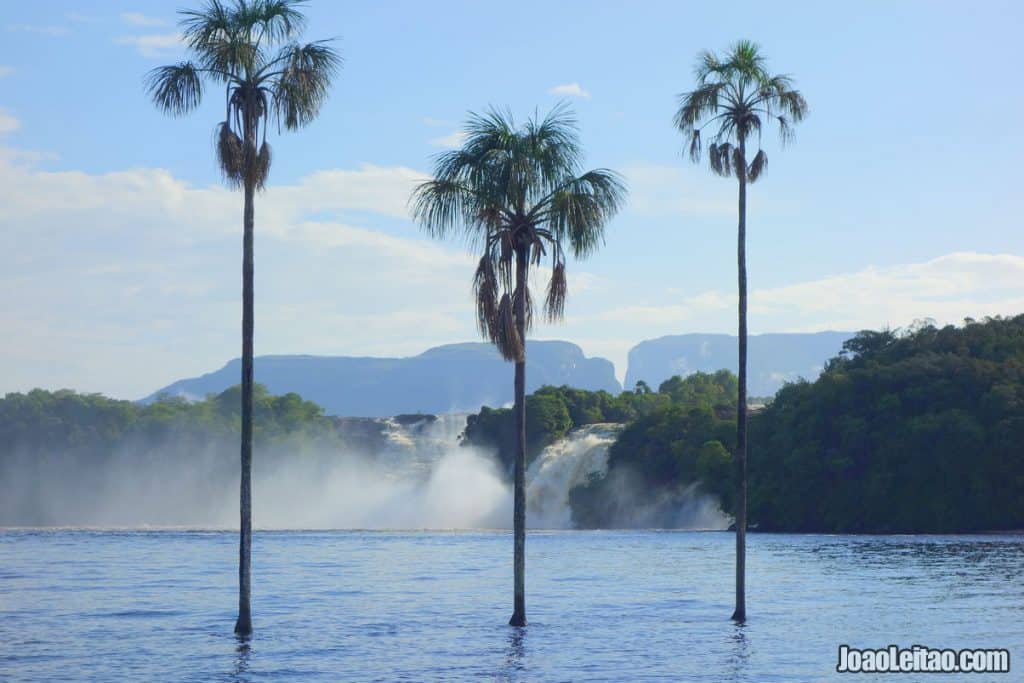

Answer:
[144,341,620,417]
[624,331,853,397]
[146,332,855,416]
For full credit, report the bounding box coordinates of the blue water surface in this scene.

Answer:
[0,530,1020,682]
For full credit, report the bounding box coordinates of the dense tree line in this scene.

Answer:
[462,371,740,528]
[748,316,1024,532]
[569,388,737,528]
[0,385,340,458]
[467,316,1024,533]
[6,316,1022,533]
[462,370,738,477]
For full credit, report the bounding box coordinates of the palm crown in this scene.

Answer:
[675,40,807,182]
[146,0,340,188]
[411,106,625,361]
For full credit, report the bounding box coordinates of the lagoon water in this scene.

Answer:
[0,530,1020,682]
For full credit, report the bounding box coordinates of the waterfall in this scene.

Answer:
[4,410,726,529]
[525,423,622,528]
[372,418,625,529]
[377,413,472,479]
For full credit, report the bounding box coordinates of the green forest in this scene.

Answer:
[748,315,1024,532]
[3,315,1022,533]
[466,315,1024,533]
[0,385,348,461]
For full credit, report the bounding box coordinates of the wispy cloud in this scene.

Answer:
[7,24,70,37]
[0,151,471,397]
[429,131,467,149]
[548,83,591,98]
[121,12,170,27]
[574,253,1024,334]
[422,117,449,127]
[115,32,183,58]
[0,109,20,135]
[0,66,13,78]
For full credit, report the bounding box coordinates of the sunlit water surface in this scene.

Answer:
[0,530,1020,682]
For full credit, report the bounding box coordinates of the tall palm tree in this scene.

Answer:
[412,106,625,626]
[674,40,806,622]
[146,0,339,636]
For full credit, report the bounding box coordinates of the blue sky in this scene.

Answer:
[1,0,1023,398]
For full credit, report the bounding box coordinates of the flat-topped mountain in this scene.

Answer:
[624,331,853,397]
[144,340,619,417]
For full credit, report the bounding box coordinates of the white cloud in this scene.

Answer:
[0,148,474,398]
[121,12,170,27]
[0,147,58,164]
[429,131,468,149]
[1,139,1021,400]
[747,252,1024,331]
[0,109,20,134]
[0,66,13,78]
[548,83,591,98]
[7,24,70,36]
[574,253,1024,334]
[115,32,183,58]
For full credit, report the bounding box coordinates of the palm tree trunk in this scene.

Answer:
[509,245,528,627]
[731,138,748,623]
[234,110,256,638]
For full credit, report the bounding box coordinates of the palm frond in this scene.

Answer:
[216,121,245,186]
[757,74,807,143]
[180,0,233,51]
[543,169,627,258]
[676,42,807,167]
[270,40,340,129]
[199,34,261,77]
[776,116,794,145]
[524,102,583,197]
[242,0,307,45]
[747,149,767,183]
[410,179,480,241]
[709,142,732,177]
[674,82,724,134]
[728,40,767,80]
[687,130,702,162]
[513,281,533,334]
[777,90,808,123]
[146,62,204,115]
[544,260,568,322]
[151,0,335,197]
[694,48,722,84]
[415,105,624,358]
[472,255,499,338]
[253,141,272,189]
[180,1,265,77]
[732,146,746,181]
[493,293,524,362]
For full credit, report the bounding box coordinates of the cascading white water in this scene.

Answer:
[260,415,728,529]
[4,410,727,529]
[372,418,627,529]
[378,414,472,479]
[525,423,622,528]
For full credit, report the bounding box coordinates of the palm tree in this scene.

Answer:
[146,0,339,636]
[674,40,806,622]
[412,106,625,626]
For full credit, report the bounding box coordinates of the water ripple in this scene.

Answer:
[0,530,1020,682]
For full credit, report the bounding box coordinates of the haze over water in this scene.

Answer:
[1,530,1020,682]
